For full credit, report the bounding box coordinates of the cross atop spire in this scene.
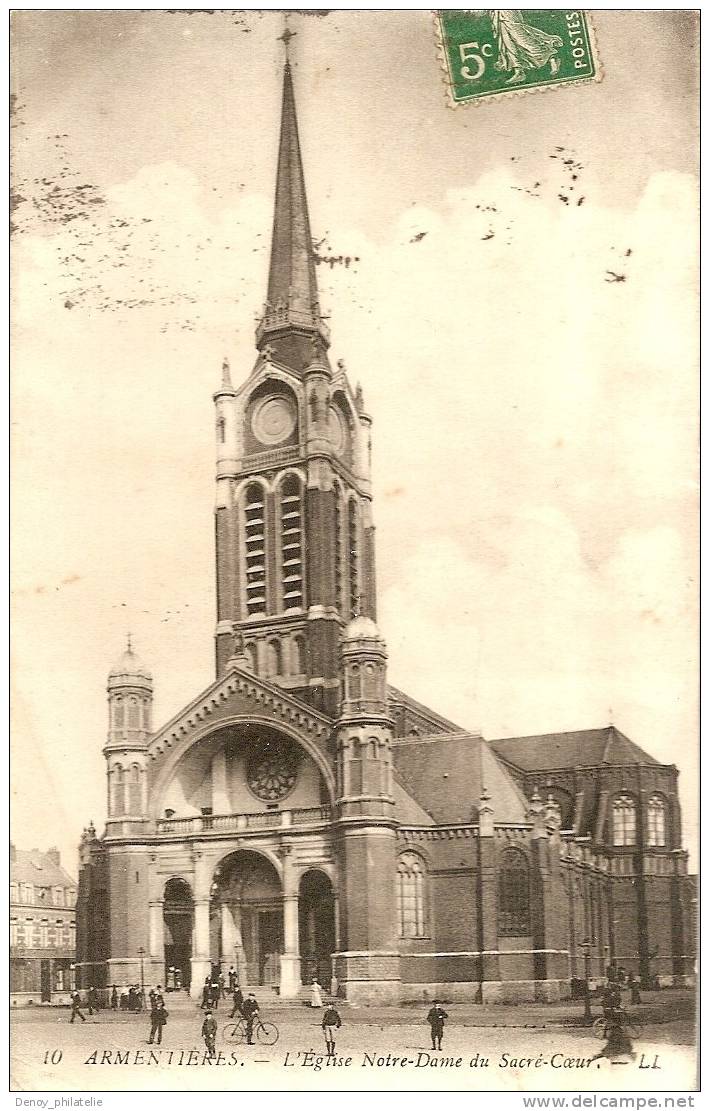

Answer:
[277,18,297,60]
[255,43,329,366]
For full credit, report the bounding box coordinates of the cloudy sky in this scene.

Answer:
[11,10,698,874]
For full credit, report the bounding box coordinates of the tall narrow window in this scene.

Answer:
[244,484,267,616]
[113,699,124,728]
[280,476,304,610]
[128,765,141,814]
[612,795,637,846]
[293,635,306,675]
[348,498,359,617]
[397,852,426,938]
[127,697,139,729]
[498,848,531,935]
[111,766,125,817]
[266,639,282,677]
[647,795,667,847]
[245,643,257,672]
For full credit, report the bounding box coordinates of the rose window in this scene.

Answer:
[247,741,300,802]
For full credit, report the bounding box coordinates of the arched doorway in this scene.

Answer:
[210,851,283,989]
[163,878,193,990]
[299,870,335,986]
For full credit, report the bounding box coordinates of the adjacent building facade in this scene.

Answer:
[11,844,77,1005]
[75,56,695,1003]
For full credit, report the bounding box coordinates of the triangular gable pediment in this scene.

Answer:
[148,667,333,764]
[236,356,303,400]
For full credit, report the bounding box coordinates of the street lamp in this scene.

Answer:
[138,946,145,999]
[580,938,592,1024]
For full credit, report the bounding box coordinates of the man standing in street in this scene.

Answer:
[69,990,86,1023]
[242,992,259,1045]
[201,1009,217,1059]
[148,1001,168,1045]
[321,1003,342,1058]
[229,983,244,1018]
[426,1001,449,1051]
[228,965,237,992]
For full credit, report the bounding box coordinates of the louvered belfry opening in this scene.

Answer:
[281,476,304,611]
[348,498,359,617]
[244,483,267,616]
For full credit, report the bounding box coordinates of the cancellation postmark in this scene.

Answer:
[436,10,601,107]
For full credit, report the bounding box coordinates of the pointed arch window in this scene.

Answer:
[280,475,304,611]
[397,852,427,938]
[244,483,267,616]
[498,848,531,935]
[647,795,667,847]
[348,498,360,617]
[244,643,257,672]
[612,794,637,846]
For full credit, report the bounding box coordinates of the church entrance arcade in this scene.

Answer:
[209,850,283,989]
[163,878,193,990]
[298,869,335,987]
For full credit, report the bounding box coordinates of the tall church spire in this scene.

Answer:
[256,54,329,367]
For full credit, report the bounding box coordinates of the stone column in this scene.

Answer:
[148,900,164,960]
[220,902,236,964]
[190,899,211,997]
[279,848,301,997]
[232,903,248,988]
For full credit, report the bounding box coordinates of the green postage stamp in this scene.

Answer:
[436,10,601,106]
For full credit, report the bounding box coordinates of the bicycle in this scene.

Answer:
[222,1015,279,1046]
[593,1011,642,1040]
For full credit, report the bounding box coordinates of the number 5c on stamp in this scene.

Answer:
[436,10,601,106]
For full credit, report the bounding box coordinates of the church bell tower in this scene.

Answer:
[213,53,377,718]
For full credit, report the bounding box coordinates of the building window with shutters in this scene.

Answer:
[647,794,667,846]
[280,475,304,611]
[397,852,427,938]
[244,483,267,616]
[612,794,637,846]
[498,848,531,935]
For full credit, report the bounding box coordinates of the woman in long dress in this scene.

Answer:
[489,11,563,85]
[310,978,323,1008]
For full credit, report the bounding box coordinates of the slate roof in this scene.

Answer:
[11,848,76,888]
[488,726,663,772]
[387,684,465,734]
[393,732,529,825]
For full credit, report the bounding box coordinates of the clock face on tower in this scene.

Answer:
[246,739,300,802]
[251,395,297,446]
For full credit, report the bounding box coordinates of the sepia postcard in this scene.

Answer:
[10,8,699,1098]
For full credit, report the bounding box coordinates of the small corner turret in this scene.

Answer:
[104,637,153,829]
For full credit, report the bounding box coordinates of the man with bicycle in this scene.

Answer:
[242,992,260,1045]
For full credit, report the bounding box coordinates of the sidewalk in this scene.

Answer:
[24,988,695,1031]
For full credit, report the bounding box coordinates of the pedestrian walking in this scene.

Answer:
[110,985,118,1011]
[601,979,621,1018]
[590,1016,636,1063]
[201,1009,217,1059]
[228,966,237,992]
[229,984,244,1018]
[201,977,211,1009]
[426,1001,448,1051]
[242,993,260,1045]
[310,978,323,1008]
[148,1001,168,1045]
[322,1003,342,1058]
[70,990,86,1023]
[210,978,221,1010]
[630,976,642,1005]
